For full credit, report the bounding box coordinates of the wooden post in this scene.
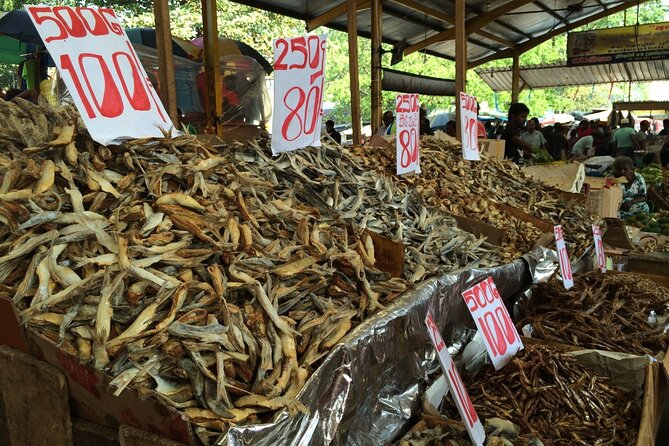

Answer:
[511,50,520,102]
[454,0,467,141]
[371,0,382,135]
[201,0,222,134]
[0,346,72,446]
[347,0,362,146]
[153,0,178,126]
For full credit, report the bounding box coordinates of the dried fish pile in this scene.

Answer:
[353,137,598,259]
[444,345,640,446]
[517,272,669,355]
[395,414,545,446]
[217,138,507,282]
[0,99,419,441]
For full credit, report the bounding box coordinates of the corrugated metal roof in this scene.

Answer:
[228,0,649,66]
[475,60,669,91]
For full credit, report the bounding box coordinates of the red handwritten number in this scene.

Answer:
[399,128,418,168]
[60,54,95,118]
[448,362,478,428]
[99,8,123,35]
[289,37,307,69]
[309,40,327,84]
[79,53,124,118]
[559,248,572,281]
[274,38,289,70]
[29,7,68,43]
[53,6,86,38]
[112,52,151,111]
[281,87,306,141]
[426,314,446,351]
[462,289,478,312]
[77,8,108,36]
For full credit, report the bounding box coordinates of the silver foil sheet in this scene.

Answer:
[221,256,532,446]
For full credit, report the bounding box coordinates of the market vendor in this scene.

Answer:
[501,102,533,163]
[613,156,650,219]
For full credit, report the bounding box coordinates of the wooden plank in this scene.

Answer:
[306,0,371,31]
[511,50,520,102]
[0,346,72,446]
[454,0,466,142]
[153,0,178,126]
[119,425,186,446]
[371,0,382,136]
[389,0,454,23]
[201,0,222,133]
[348,0,362,147]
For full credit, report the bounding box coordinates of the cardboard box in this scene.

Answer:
[523,162,586,193]
[478,139,505,160]
[450,214,505,246]
[586,184,624,218]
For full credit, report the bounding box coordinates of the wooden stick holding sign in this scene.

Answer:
[554,225,574,289]
[425,311,485,446]
[461,277,523,370]
[271,35,327,155]
[592,225,607,273]
[395,93,420,175]
[459,92,480,160]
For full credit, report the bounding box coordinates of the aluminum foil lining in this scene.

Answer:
[220,256,531,446]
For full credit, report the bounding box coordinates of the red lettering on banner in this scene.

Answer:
[398,128,418,168]
[28,6,123,42]
[99,8,123,35]
[559,248,572,281]
[289,36,307,69]
[425,313,446,351]
[555,225,564,241]
[274,38,289,70]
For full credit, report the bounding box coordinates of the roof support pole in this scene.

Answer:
[371,0,382,135]
[153,0,178,126]
[201,0,222,134]
[511,50,520,102]
[454,0,466,141]
[347,0,362,147]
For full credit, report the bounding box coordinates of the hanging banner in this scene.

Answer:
[271,34,327,155]
[592,225,607,273]
[459,92,480,161]
[395,93,420,175]
[567,22,669,66]
[461,277,523,370]
[425,311,485,446]
[25,5,175,146]
[554,225,574,289]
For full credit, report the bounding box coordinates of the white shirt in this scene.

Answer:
[571,135,594,157]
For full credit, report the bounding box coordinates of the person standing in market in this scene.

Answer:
[613,119,636,159]
[545,123,568,160]
[501,102,532,164]
[613,156,650,219]
[378,110,394,136]
[419,107,434,136]
[325,119,342,144]
[659,119,669,136]
[576,118,594,140]
[519,118,546,152]
[632,120,650,153]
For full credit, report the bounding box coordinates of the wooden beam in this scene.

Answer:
[153,0,178,126]
[468,0,652,69]
[454,0,466,142]
[389,0,454,23]
[511,50,520,101]
[348,0,362,147]
[533,0,568,26]
[405,0,533,55]
[202,0,221,133]
[474,29,516,49]
[371,0,382,135]
[306,0,371,32]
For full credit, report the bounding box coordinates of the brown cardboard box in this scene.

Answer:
[523,162,586,193]
[478,139,505,159]
[586,183,624,218]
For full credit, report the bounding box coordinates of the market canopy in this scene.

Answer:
[228,0,651,67]
[475,59,669,91]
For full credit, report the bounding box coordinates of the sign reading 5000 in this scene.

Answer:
[26,5,175,145]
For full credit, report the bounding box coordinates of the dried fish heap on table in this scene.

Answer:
[352,138,599,259]
[443,345,640,446]
[517,271,669,355]
[0,100,415,440]
[218,138,507,283]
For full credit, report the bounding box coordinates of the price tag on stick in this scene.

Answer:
[461,277,523,370]
[592,225,607,273]
[26,5,175,145]
[395,93,420,175]
[459,92,480,161]
[271,34,327,155]
[554,225,574,289]
[425,311,485,446]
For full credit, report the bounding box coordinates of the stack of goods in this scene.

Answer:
[517,272,669,355]
[0,99,520,442]
[443,345,640,446]
[353,137,598,259]
[625,209,669,235]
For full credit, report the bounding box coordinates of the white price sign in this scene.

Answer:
[395,93,420,175]
[26,5,175,146]
[593,225,606,273]
[425,311,485,446]
[271,35,327,155]
[554,225,574,289]
[462,277,523,370]
[459,92,480,161]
